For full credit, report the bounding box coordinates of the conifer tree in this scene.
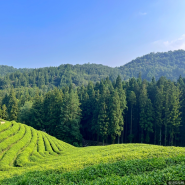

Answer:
[128,91,136,143]
[30,91,44,130]
[108,89,122,144]
[139,82,148,143]
[164,88,170,146]
[154,86,164,145]
[115,75,122,89]
[59,89,82,145]
[144,99,154,143]
[168,83,181,146]
[1,104,8,120]
[18,101,33,125]
[115,75,127,143]
[97,98,109,145]
[8,88,18,121]
[91,89,100,141]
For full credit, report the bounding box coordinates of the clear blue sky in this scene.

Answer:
[0,0,185,68]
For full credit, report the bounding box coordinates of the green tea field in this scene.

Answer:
[0,120,185,184]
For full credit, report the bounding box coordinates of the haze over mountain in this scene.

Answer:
[0,50,185,90]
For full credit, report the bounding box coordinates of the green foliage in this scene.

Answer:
[109,89,123,143]
[37,131,46,156]
[0,121,12,132]
[7,88,18,121]
[0,134,185,184]
[0,121,19,142]
[0,124,29,169]
[119,49,185,81]
[41,133,56,155]
[43,133,61,154]
[0,124,25,153]
[58,89,82,144]
[18,101,33,124]
[1,50,185,91]
[16,128,38,167]
[1,104,8,120]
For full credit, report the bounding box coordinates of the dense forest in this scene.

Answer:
[0,65,33,77]
[0,73,185,147]
[0,50,185,91]
[119,50,185,81]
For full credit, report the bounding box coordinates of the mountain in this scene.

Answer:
[0,65,33,77]
[118,49,185,81]
[0,50,185,90]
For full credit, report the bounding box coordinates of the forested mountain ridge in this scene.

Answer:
[0,49,185,90]
[0,65,33,77]
[118,50,185,81]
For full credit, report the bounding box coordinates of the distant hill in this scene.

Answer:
[118,49,185,81]
[0,65,33,77]
[0,50,185,89]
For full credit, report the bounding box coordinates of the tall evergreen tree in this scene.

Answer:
[139,82,148,143]
[128,91,136,143]
[1,104,8,120]
[154,86,164,145]
[144,99,154,143]
[97,97,109,145]
[58,89,82,145]
[168,83,181,146]
[108,89,123,144]
[30,91,44,130]
[7,88,18,121]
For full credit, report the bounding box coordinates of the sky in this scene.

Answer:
[0,0,185,69]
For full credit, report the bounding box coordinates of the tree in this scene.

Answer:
[139,82,148,143]
[128,91,136,143]
[154,86,164,145]
[1,104,8,120]
[7,88,18,121]
[115,75,122,89]
[30,91,44,130]
[108,89,123,144]
[58,89,82,145]
[144,99,154,143]
[18,101,33,125]
[97,99,109,145]
[168,83,181,146]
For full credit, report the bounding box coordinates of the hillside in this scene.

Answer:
[118,50,185,81]
[0,50,185,90]
[0,65,33,77]
[0,120,185,184]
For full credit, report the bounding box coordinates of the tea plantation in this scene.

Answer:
[0,120,185,184]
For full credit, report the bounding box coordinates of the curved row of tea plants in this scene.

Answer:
[0,121,12,133]
[0,122,20,142]
[0,125,31,169]
[15,128,38,167]
[0,120,185,184]
[0,121,75,171]
[1,154,185,184]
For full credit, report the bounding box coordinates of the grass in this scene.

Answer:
[0,120,185,184]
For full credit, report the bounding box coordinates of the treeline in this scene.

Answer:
[0,65,33,78]
[0,75,185,147]
[0,64,119,90]
[119,49,185,81]
[1,50,185,90]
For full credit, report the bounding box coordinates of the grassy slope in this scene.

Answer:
[0,120,185,184]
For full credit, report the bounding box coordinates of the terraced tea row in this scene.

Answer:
[0,120,185,184]
[0,120,74,170]
[1,154,185,184]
